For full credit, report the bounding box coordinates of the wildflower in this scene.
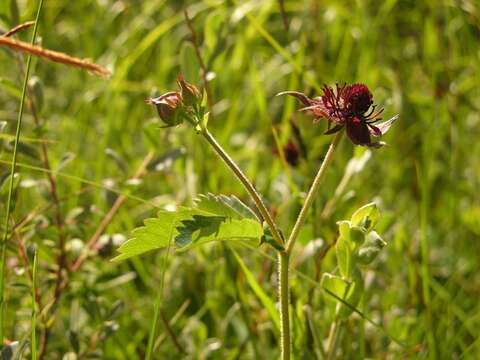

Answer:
[146,91,183,127]
[283,141,300,166]
[273,140,301,167]
[177,74,201,106]
[278,83,398,147]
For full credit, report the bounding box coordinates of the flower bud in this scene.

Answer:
[177,75,201,106]
[146,91,183,127]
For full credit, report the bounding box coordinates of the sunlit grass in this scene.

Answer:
[0,0,479,358]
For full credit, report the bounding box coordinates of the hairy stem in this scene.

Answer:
[286,131,343,254]
[277,131,343,358]
[201,128,284,248]
[279,251,290,360]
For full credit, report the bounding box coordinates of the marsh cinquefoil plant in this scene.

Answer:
[114,76,398,359]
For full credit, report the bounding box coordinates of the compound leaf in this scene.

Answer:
[195,193,258,220]
[175,215,263,250]
[112,208,198,261]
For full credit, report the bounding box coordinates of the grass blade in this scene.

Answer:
[0,0,45,343]
[31,248,38,360]
[231,248,280,331]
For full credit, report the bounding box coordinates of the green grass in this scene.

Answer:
[0,0,479,358]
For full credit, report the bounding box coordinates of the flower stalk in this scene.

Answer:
[286,131,344,254]
[278,131,343,360]
[200,128,284,249]
[279,251,291,360]
[146,77,396,359]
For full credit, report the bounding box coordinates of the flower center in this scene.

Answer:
[343,84,373,115]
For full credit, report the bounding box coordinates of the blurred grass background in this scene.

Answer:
[0,0,479,358]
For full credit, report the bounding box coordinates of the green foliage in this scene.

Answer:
[324,203,385,319]
[1,0,478,358]
[194,193,259,220]
[112,209,187,262]
[231,249,280,331]
[356,231,387,265]
[114,194,263,261]
[351,202,379,232]
[175,215,263,250]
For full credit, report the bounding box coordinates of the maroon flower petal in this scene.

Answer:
[342,84,373,114]
[346,117,371,146]
[276,91,312,107]
[375,114,399,135]
[300,103,329,118]
[367,124,382,137]
[324,124,344,135]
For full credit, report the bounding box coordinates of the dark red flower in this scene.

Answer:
[273,140,301,167]
[343,84,373,114]
[146,91,183,127]
[283,141,300,167]
[278,83,398,147]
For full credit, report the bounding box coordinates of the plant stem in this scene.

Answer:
[277,131,343,358]
[200,128,284,248]
[286,131,343,254]
[31,248,38,360]
[278,251,290,360]
[0,0,44,342]
[326,318,341,360]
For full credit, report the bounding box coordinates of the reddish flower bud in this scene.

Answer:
[146,91,183,127]
[177,75,201,106]
[283,141,300,167]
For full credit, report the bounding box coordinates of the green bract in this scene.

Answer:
[323,203,386,320]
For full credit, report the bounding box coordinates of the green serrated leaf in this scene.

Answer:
[195,193,258,220]
[114,198,263,261]
[356,231,387,265]
[175,215,263,250]
[112,208,198,261]
[351,202,379,232]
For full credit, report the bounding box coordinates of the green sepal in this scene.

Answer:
[351,202,379,232]
[355,231,386,265]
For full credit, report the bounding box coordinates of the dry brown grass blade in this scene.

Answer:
[3,21,36,37]
[0,36,111,77]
